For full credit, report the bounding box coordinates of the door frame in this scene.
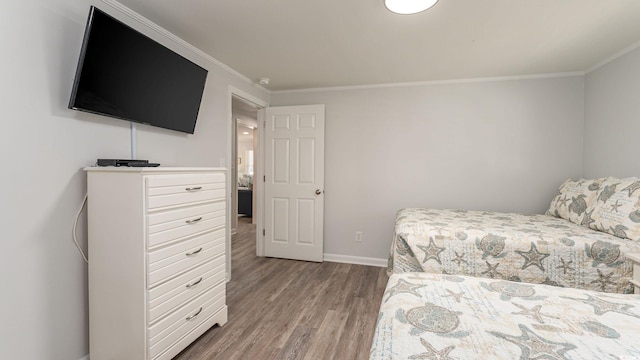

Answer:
[256,107,266,257]
[227,86,268,279]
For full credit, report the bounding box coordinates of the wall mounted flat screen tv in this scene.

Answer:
[69,6,208,134]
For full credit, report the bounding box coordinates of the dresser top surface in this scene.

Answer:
[84,166,227,173]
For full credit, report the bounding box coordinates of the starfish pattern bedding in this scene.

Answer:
[389,208,640,294]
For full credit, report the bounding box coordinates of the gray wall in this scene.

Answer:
[0,0,268,359]
[584,47,640,178]
[271,76,585,261]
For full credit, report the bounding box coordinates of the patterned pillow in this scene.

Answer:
[547,178,604,225]
[587,176,640,241]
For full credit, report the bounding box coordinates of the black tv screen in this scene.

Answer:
[69,6,208,134]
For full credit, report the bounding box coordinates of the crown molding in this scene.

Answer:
[585,40,640,74]
[271,72,585,94]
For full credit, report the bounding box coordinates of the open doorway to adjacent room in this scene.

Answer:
[231,95,259,234]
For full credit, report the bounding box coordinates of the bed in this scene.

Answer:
[370,272,640,360]
[388,177,640,294]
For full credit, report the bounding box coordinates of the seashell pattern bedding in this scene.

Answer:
[370,272,640,359]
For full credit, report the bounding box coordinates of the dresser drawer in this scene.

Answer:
[147,202,225,249]
[148,201,225,227]
[146,173,225,211]
[152,306,227,360]
[147,185,224,210]
[147,173,225,189]
[148,256,225,324]
[148,229,225,288]
[148,283,226,359]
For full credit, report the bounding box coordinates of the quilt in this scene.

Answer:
[389,209,640,294]
[370,273,640,360]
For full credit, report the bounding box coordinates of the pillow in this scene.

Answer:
[587,176,640,241]
[547,178,604,225]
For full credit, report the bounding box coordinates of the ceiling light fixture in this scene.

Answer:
[258,77,270,86]
[384,0,438,14]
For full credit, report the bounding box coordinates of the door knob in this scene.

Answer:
[315,189,322,195]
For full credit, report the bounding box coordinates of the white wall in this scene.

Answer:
[583,47,640,178]
[271,76,585,261]
[0,0,268,359]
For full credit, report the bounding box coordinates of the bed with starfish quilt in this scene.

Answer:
[370,272,640,360]
[388,177,640,294]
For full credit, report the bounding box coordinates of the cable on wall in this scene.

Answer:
[73,193,89,263]
[131,122,137,159]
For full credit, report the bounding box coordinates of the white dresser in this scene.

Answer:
[85,167,228,360]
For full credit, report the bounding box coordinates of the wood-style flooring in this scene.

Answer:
[174,217,389,360]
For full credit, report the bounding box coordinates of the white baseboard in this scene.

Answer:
[79,355,89,360]
[323,253,387,268]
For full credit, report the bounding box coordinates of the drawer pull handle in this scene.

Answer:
[185,217,203,224]
[185,186,202,191]
[185,247,203,256]
[186,307,203,321]
[186,277,203,288]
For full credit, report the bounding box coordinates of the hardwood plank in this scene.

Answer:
[274,326,316,360]
[174,216,388,360]
[303,310,350,360]
[335,297,377,359]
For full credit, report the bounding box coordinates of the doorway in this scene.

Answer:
[226,89,325,270]
[232,96,258,232]
[227,87,268,280]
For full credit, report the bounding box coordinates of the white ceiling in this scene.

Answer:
[115,0,640,91]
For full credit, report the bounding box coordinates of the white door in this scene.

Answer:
[263,105,325,262]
